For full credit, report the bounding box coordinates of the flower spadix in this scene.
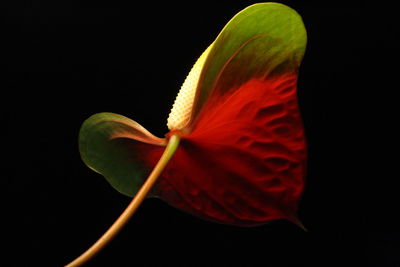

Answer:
[167,45,212,130]
[79,3,307,227]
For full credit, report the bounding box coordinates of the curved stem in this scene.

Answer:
[65,135,181,267]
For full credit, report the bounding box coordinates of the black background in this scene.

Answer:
[2,1,380,267]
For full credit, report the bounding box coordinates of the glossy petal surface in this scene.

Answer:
[155,75,307,226]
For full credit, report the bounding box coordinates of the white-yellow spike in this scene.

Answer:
[167,45,212,130]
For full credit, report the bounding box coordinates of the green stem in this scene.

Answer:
[65,135,181,267]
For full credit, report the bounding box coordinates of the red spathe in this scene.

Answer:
[148,73,307,227]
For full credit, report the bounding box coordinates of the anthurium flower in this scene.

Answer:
[81,2,307,226]
[69,3,307,266]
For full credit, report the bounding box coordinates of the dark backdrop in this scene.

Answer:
[3,1,371,267]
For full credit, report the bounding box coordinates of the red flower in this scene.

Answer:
[79,3,307,228]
